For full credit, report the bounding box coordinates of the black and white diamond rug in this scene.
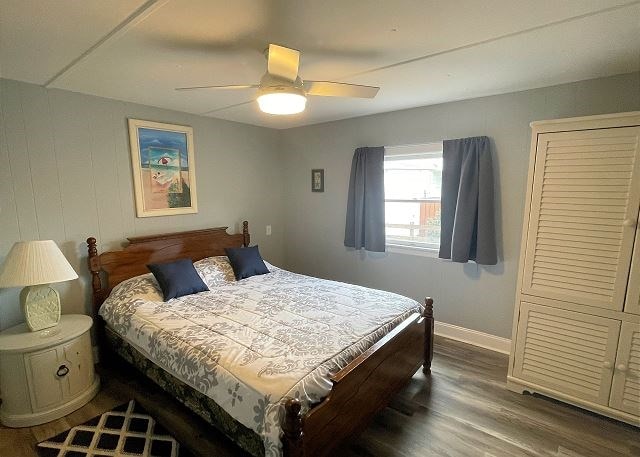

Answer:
[37,400,192,457]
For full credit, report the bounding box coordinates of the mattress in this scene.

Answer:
[99,256,422,457]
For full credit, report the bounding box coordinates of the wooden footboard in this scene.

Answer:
[283,298,434,457]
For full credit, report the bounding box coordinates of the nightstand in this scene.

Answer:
[0,314,100,427]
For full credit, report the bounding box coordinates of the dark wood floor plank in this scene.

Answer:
[0,335,637,457]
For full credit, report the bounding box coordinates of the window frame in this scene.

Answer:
[384,142,443,254]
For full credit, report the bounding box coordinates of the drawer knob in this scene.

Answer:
[616,364,627,373]
[56,364,70,377]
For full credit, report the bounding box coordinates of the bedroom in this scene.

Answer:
[0,1,638,456]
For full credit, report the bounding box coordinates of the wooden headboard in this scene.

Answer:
[87,221,250,313]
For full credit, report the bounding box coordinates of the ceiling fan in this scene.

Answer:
[176,44,380,115]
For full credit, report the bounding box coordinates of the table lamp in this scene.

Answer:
[0,240,78,331]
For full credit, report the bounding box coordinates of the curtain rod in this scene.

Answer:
[385,140,443,149]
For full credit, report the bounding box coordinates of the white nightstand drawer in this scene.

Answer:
[62,332,95,397]
[26,347,66,411]
[23,332,96,412]
[0,315,100,427]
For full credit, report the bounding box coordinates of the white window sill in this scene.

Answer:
[386,244,440,258]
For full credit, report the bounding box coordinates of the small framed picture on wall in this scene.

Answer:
[311,169,324,192]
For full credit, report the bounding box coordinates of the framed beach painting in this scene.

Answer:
[128,119,198,217]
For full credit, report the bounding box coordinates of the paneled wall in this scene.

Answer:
[0,79,285,330]
[2,73,639,338]
[280,72,640,338]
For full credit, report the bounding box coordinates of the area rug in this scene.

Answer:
[37,399,191,457]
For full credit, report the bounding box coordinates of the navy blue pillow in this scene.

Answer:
[224,245,270,280]
[147,258,209,301]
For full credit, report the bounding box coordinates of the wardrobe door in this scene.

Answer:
[624,225,640,315]
[522,127,640,311]
[609,322,640,416]
[513,302,621,406]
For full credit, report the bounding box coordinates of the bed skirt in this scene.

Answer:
[104,326,265,457]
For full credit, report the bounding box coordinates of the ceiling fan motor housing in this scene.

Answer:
[257,73,307,115]
[259,73,305,95]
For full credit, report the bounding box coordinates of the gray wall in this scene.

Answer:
[0,79,285,330]
[2,73,639,337]
[280,72,640,338]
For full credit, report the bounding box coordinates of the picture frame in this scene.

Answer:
[311,169,324,192]
[128,119,198,217]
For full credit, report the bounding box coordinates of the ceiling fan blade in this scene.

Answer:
[175,84,258,91]
[303,81,379,98]
[267,44,300,82]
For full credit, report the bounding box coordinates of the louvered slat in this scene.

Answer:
[514,302,620,405]
[534,244,618,259]
[529,280,610,300]
[546,147,635,156]
[536,236,621,251]
[539,191,630,199]
[546,157,634,165]
[538,217,622,229]
[539,209,625,221]
[536,235,623,251]
[534,250,618,265]
[609,323,640,416]
[522,127,640,310]
[523,352,603,378]
[545,164,634,173]
[533,260,616,279]
[538,222,623,234]
[546,137,637,147]
[526,327,605,353]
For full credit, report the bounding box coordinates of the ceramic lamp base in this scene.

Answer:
[20,285,61,332]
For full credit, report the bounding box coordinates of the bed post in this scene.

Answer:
[87,237,103,311]
[242,220,250,247]
[283,398,304,457]
[423,297,434,374]
[87,237,108,364]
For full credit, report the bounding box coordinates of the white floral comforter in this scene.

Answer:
[99,257,422,456]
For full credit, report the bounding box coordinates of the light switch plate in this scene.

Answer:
[266,225,272,236]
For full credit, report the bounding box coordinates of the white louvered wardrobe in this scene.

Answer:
[508,112,640,425]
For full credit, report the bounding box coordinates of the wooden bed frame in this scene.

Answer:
[87,221,434,457]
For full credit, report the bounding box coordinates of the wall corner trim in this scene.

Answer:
[434,321,511,354]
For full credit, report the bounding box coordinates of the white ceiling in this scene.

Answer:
[1,0,639,129]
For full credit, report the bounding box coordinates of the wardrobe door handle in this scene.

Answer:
[56,364,69,377]
[622,219,636,227]
[603,361,613,369]
[616,364,627,373]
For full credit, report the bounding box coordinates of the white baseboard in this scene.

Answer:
[434,321,511,354]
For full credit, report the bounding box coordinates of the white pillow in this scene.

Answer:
[194,256,236,288]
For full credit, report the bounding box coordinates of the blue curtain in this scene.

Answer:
[344,146,386,252]
[439,136,497,265]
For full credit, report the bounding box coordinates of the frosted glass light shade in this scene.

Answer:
[0,240,78,287]
[257,92,306,115]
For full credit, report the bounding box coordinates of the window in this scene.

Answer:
[384,142,443,251]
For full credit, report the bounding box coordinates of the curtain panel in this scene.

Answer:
[439,136,497,265]
[344,146,386,252]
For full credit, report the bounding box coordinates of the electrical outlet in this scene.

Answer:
[266,225,272,236]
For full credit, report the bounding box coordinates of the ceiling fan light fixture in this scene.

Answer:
[257,87,306,115]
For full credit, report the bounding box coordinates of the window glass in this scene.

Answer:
[384,145,443,250]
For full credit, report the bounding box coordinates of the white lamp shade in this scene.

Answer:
[0,240,78,288]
